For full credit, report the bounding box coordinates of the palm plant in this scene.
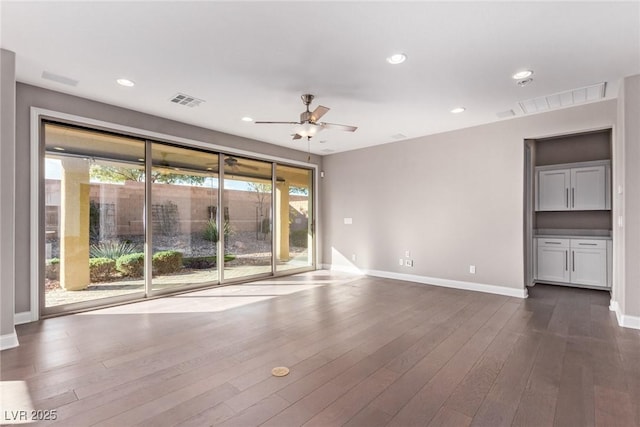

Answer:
[90,240,140,260]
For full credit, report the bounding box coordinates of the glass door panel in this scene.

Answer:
[222,155,273,281]
[275,165,314,272]
[150,144,219,292]
[43,122,146,313]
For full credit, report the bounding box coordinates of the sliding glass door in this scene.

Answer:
[42,120,316,315]
[43,122,146,313]
[275,164,314,272]
[222,155,273,281]
[151,143,220,293]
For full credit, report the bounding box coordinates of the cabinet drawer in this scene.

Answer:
[537,238,569,248]
[570,239,607,249]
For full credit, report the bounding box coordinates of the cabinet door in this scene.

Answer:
[571,166,606,210]
[571,248,607,287]
[537,246,570,282]
[537,169,570,211]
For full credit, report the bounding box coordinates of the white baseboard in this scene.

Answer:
[610,299,640,330]
[0,330,19,351]
[14,311,33,325]
[322,265,528,299]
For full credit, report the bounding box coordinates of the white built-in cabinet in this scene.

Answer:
[535,160,611,211]
[535,237,610,288]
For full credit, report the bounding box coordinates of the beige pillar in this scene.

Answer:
[60,158,90,290]
[275,181,290,261]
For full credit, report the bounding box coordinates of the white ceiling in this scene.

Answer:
[2,1,639,155]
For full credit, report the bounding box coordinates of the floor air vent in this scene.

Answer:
[169,93,205,108]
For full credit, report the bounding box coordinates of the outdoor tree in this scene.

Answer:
[248,182,272,217]
[90,164,206,185]
[248,182,272,237]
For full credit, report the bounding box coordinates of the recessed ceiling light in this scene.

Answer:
[241,117,253,122]
[386,53,407,65]
[53,146,65,151]
[116,78,135,87]
[512,70,533,80]
[206,167,213,171]
[137,158,144,162]
[450,107,466,114]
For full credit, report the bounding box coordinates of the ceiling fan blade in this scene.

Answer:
[255,121,300,125]
[310,105,330,122]
[239,164,260,171]
[292,133,303,140]
[320,122,358,132]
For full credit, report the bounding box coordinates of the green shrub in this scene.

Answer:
[183,256,216,269]
[45,258,59,280]
[90,240,139,260]
[152,250,183,274]
[89,257,116,282]
[183,254,236,269]
[116,252,145,277]
[289,229,308,248]
[203,220,232,242]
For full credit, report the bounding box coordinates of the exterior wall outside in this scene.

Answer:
[322,99,617,292]
[44,178,307,236]
[14,83,321,315]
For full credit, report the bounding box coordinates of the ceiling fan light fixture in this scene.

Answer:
[512,70,533,80]
[295,122,323,138]
[116,78,135,87]
[386,53,407,65]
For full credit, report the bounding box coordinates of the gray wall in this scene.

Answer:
[322,100,617,292]
[14,83,322,314]
[534,130,611,166]
[623,74,640,317]
[1,50,16,338]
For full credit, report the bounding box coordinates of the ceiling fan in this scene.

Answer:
[224,156,259,171]
[255,94,357,140]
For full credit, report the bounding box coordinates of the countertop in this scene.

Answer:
[534,229,612,240]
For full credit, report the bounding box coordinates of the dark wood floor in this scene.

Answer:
[2,272,639,426]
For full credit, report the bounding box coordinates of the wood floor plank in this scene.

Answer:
[2,277,639,427]
[387,300,520,426]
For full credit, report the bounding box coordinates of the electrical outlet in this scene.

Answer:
[405,250,411,258]
[469,265,476,274]
[405,259,414,267]
[399,258,404,266]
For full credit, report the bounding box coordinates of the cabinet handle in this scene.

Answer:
[565,251,568,271]
[566,188,569,208]
[572,188,575,208]
[544,241,561,244]
[572,250,575,272]
[578,243,598,246]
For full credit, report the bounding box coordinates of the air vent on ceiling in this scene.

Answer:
[518,82,606,114]
[169,93,205,108]
[321,149,335,153]
[496,109,516,118]
[42,71,78,87]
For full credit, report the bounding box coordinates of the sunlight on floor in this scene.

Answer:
[0,381,35,425]
[77,271,361,315]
